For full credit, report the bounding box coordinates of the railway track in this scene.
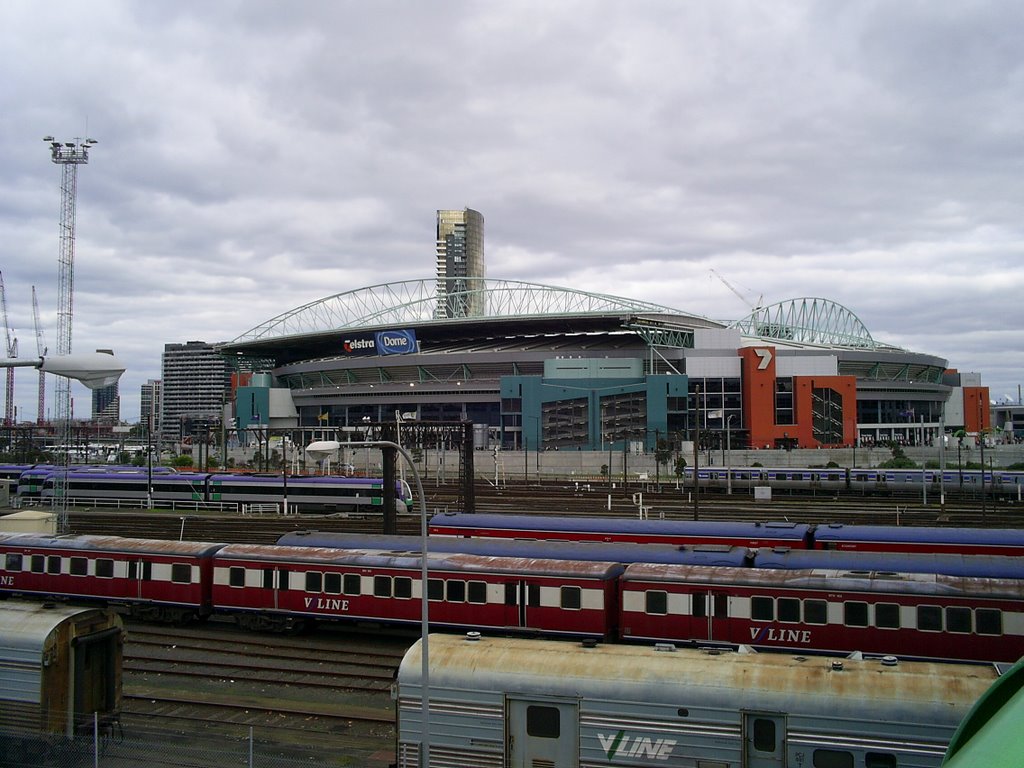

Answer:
[59,480,1022,542]
[121,620,409,765]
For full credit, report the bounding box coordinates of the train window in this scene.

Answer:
[374,576,392,598]
[561,586,582,610]
[528,584,541,607]
[976,609,1002,636]
[428,578,444,601]
[751,597,774,621]
[279,570,290,590]
[343,574,360,595]
[752,718,775,751]
[447,580,466,603]
[229,567,246,588]
[5,553,22,571]
[526,705,560,739]
[714,594,728,618]
[30,555,44,573]
[646,590,668,615]
[47,556,61,575]
[843,602,868,627]
[875,603,901,629]
[467,580,486,604]
[324,573,341,594]
[865,752,897,768]
[946,607,972,634]
[262,569,273,589]
[692,594,706,618]
[70,557,88,576]
[804,600,827,625]
[95,559,113,578]
[778,598,800,623]
[171,564,191,584]
[918,605,942,632]
[395,577,413,599]
[305,572,323,592]
[812,749,854,768]
[504,582,518,605]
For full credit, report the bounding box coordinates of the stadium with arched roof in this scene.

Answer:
[218,279,969,451]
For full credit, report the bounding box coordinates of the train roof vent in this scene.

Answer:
[581,638,599,649]
[831,660,844,671]
[840,570,872,578]
[763,522,798,529]
[654,643,676,653]
[465,631,481,642]
[881,656,899,666]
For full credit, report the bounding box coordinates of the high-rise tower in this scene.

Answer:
[90,349,119,424]
[435,208,485,319]
[159,341,229,446]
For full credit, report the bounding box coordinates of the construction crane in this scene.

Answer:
[0,272,17,425]
[709,268,763,313]
[32,286,47,425]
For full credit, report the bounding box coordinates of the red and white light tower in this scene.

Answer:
[0,272,17,425]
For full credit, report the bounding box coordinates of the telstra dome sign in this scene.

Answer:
[342,329,418,357]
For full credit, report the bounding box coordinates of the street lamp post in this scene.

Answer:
[342,439,430,763]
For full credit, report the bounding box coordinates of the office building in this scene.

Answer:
[159,341,229,445]
[435,208,485,318]
[90,349,119,424]
[140,379,161,435]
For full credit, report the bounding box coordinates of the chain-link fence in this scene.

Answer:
[1,716,393,768]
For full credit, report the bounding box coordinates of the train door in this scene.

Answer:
[126,559,151,600]
[505,580,540,630]
[507,697,578,768]
[270,567,290,610]
[692,589,730,642]
[71,627,121,735]
[742,712,786,768]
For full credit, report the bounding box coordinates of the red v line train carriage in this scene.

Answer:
[2,532,1023,663]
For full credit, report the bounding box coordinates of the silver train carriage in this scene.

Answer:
[0,602,122,745]
[395,633,1000,768]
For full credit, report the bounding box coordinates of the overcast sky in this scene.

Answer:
[2,1,1022,424]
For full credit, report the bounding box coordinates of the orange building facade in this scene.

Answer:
[739,346,858,449]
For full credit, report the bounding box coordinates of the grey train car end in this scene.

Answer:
[0,602,122,741]
[395,633,998,768]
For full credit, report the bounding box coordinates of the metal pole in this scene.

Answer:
[726,416,733,495]
[938,413,946,508]
[343,439,429,765]
[146,411,153,508]
[693,385,700,520]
